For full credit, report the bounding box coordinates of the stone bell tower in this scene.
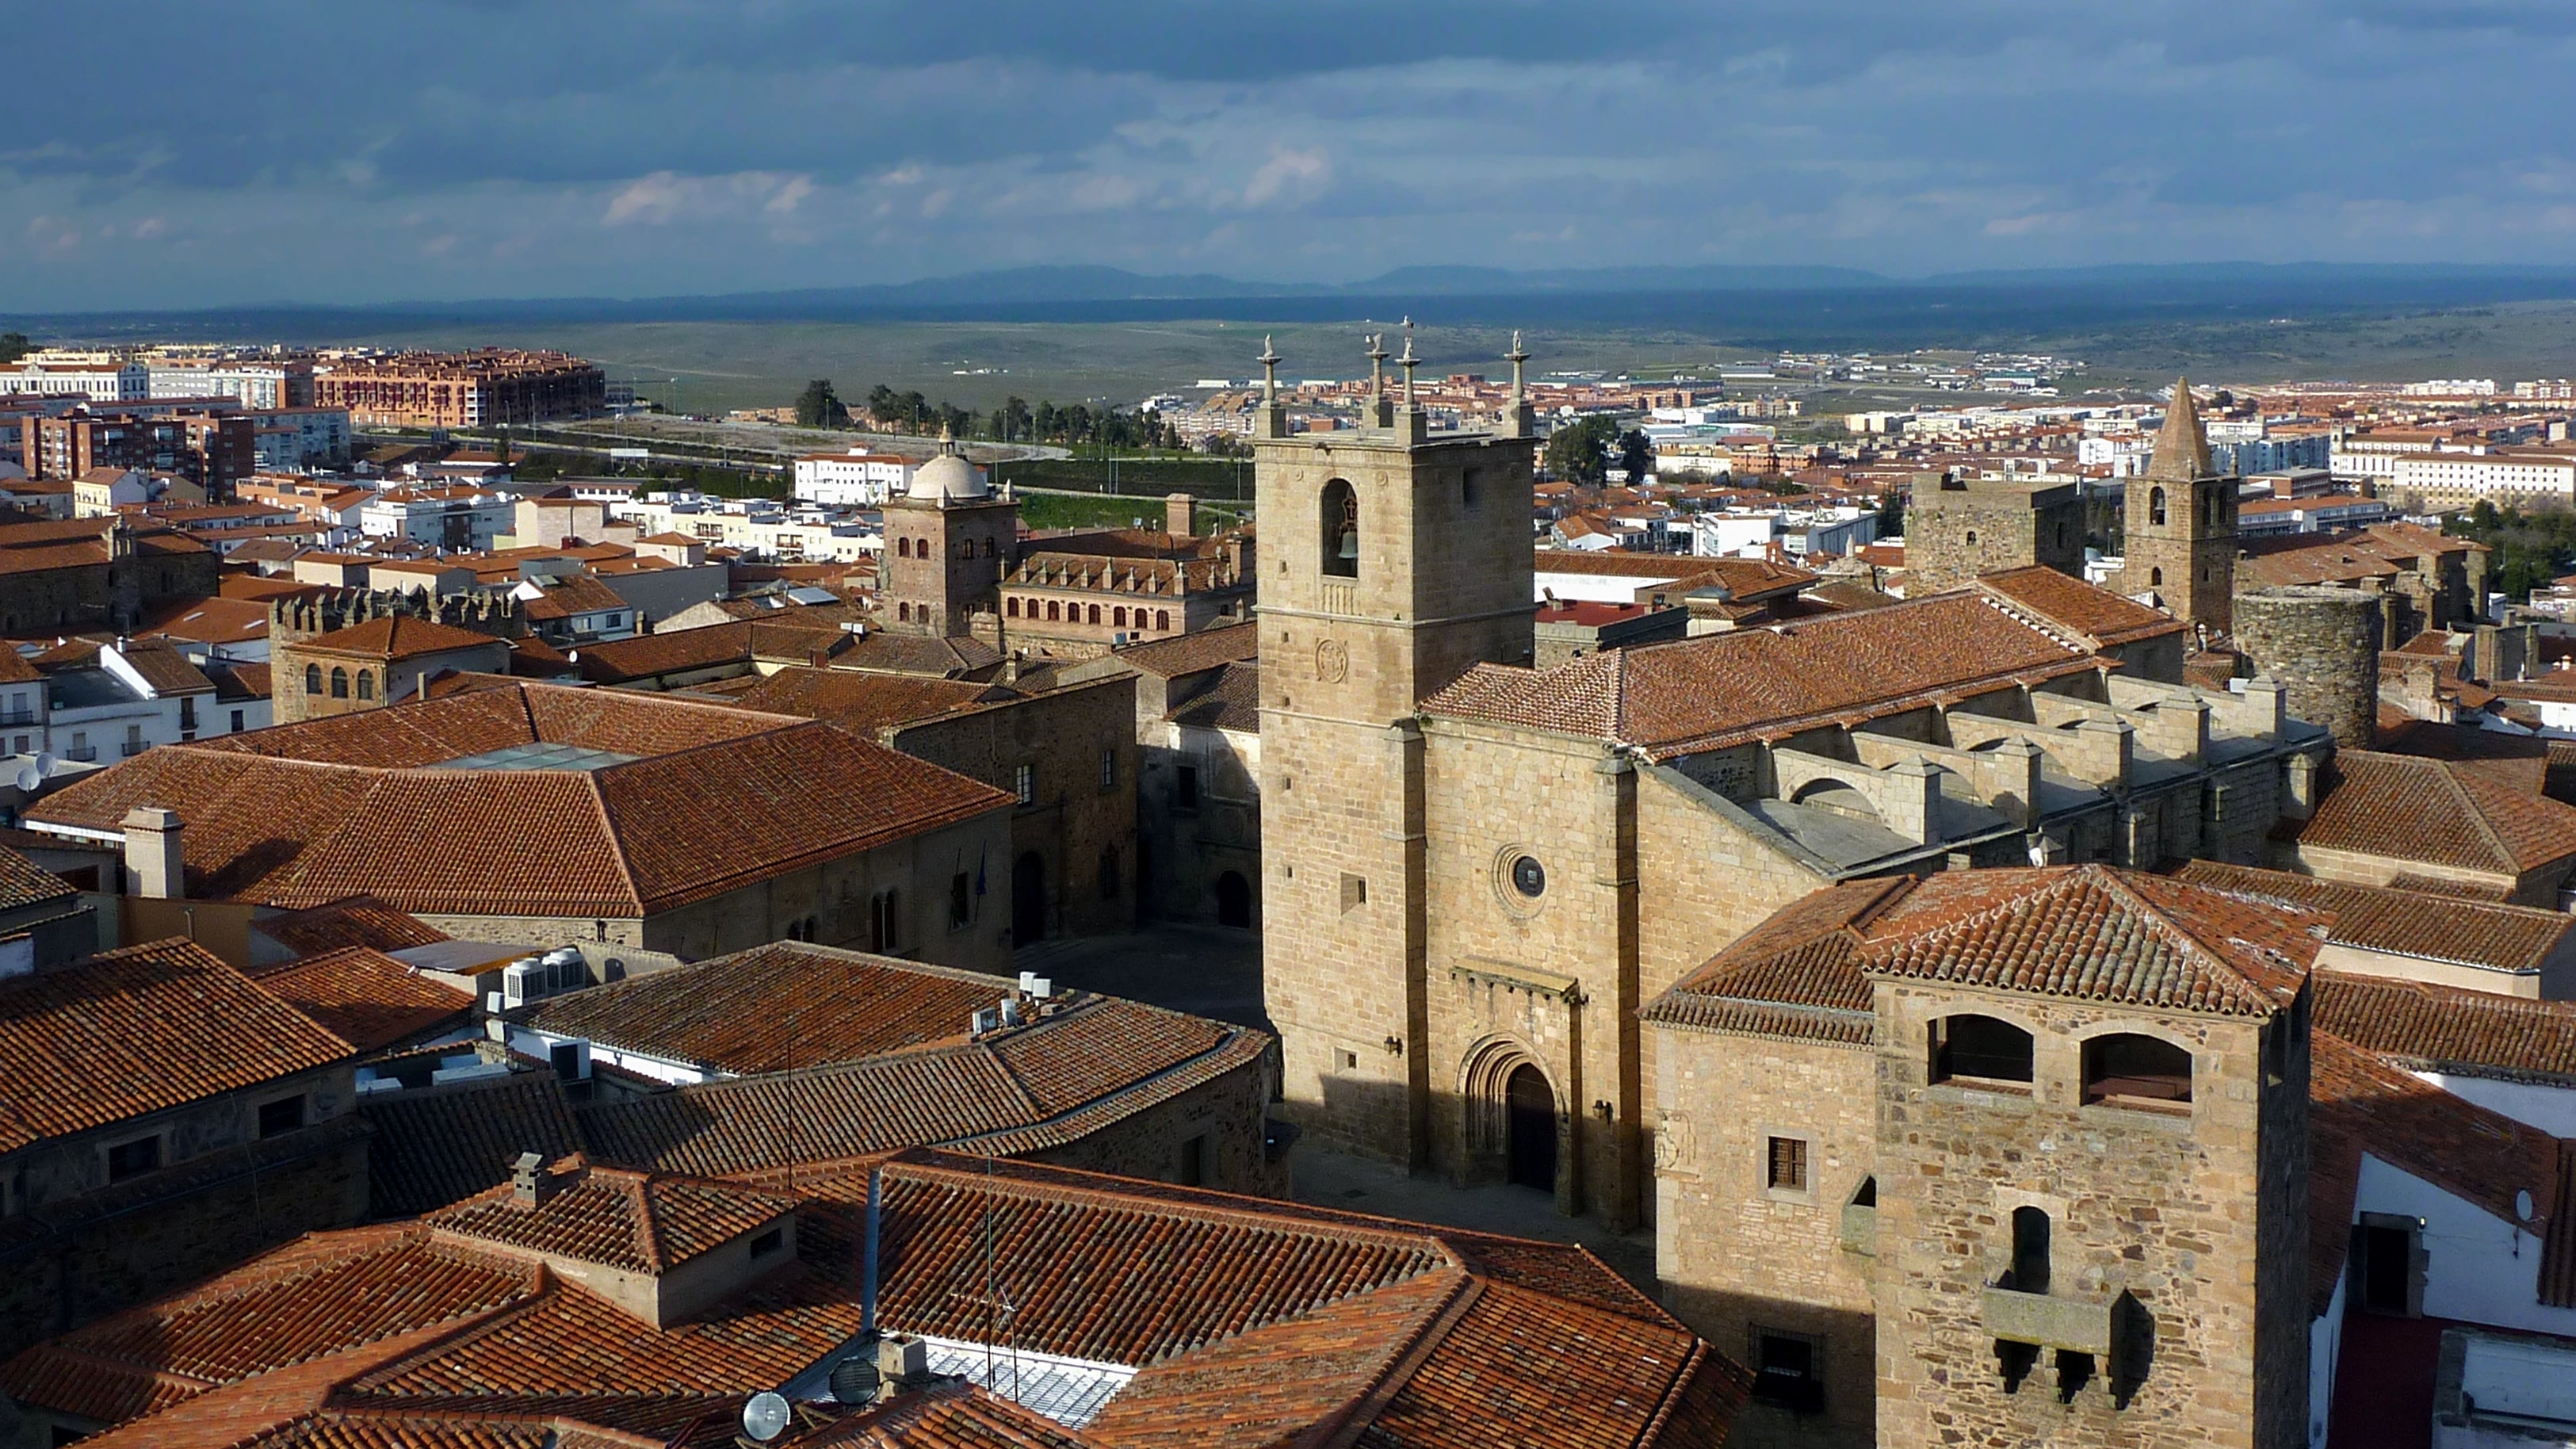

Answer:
[1256,327,1537,1161]
[2123,377,2238,631]
[880,426,1016,637]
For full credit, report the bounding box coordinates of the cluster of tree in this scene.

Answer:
[991,396,1172,450]
[794,379,850,429]
[0,332,29,365]
[862,384,971,439]
[2448,500,2576,601]
[1541,415,1655,487]
[794,378,1186,452]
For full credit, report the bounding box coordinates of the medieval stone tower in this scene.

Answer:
[1256,332,1538,1161]
[881,431,1015,636]
[2123,377,2238,631]
[1867,870,2311,1449]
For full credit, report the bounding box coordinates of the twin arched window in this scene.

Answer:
[1930,1014,2195,1107]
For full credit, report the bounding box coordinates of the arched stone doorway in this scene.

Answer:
[1012,851,1047,942]
[1506,1065,1557,1192]
[1215,870,1253,929]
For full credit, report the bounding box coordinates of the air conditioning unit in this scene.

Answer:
[969,1007,1001,1038]
[500,959,543,1009]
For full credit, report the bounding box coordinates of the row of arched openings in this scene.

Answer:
[1928,1014,2192,1106]
[302,663,376,702]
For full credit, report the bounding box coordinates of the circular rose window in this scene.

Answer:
[1511,855,1546,898]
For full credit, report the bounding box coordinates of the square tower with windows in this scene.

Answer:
[881,434,1016,637]
[1866,866,2312,1449]
[2124,377,2238,631]
[1253,334,1537,1160]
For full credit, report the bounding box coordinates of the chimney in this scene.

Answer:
[121,806,184,899]
[510,1150,571,1209]
[1164,491,1197,539]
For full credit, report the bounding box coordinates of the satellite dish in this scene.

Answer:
[829,1352,883,1405]
[32,752,53,774]
[741,1392,791,1442]
[2519,1188,2537,1222]
[13,767,40,793]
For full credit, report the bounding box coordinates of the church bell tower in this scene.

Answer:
[1254,327,1537,1161]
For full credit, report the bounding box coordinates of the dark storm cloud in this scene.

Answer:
[2,1,2572,308]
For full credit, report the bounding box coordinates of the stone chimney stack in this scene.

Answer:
[1165,491,1197,540]
[510,1151,569,1209]
[120,806,184,899]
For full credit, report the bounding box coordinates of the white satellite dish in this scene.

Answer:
[13,767,40,793]
[741,1391,792,1443]
[32,752,53,774]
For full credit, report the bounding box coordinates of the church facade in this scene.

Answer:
[1255,347,2331,1231]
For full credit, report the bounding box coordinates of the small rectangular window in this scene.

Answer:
[950,871,973,929]
[1013,763,1034,805]
[1175,764,1199,809]
[1338,1049,1359,1071]
[1749,1329,1825,1413]
[258,1095,305,1138]
[1767,1135,1809,1195]
[229,709,244,732]
[1100,747,1117,789]
[1340,873,1367,912]
[750,1226,785,1259]
[106,1134,162,1183]
[1178,1134,1207,1187]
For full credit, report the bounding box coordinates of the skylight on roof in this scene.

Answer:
[432,742,640,773]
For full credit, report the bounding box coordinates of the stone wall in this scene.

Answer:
[886,675,1141,940]
[1871,982,2303,1449]
[1906,478,2086,596]
[1030,1040,1286,1199]
[2232,587,2382,748]
[1653,1026,1878,1449]
[1136,718,1260,929]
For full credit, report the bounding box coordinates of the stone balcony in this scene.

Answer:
[1983,1284,2115,1355]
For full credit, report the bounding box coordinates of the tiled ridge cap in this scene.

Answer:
[1969,588,2094,654]
[335,1267,568,1394]
[877,1153,1466,1266]
[1638,656,2104,759]
[2088,869,2313,1006]
[949,1026,1271,1156]
[1296,1271,1482,1446]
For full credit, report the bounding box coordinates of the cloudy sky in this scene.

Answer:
[6,0,2575,310]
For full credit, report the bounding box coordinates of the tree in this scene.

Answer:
[1875,491,1906,538]
[795,379,848,429]
[0,332,29,365]
[493,426,512,467]
[1542,415,1622,487]
[1616,428,1656,482]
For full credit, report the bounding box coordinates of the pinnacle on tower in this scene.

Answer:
[1505,329,1534,440]
[2147,376,2211,482]
[1256,335,1286,439]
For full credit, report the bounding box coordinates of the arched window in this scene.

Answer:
[1046,600,1061,621]
[959,539,975,560]
[2082,1033,2193,1106]
[329,667,349,699]
[1087,603,1101,625]
[1965,530,1978,546]
[1113,606,1128,628]
[1320,479,1359,578]
[355,671,374,701]
[1156,610,1170,630]
[2203,489,2219,528]
[1007,598,1020,617]
[304,663,322,694]
[2148,486,2167,527]
[1928,1014,2034,1085]
[983,537,997,558]
[2010,1206,2051,1294]
[897,537,912,559]
[2149,566,2164,587]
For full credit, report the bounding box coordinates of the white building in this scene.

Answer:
[360,484,516,551]
[612,491,878,562]
[0,361,148,403]
[792,446,921,507]
[2392,449,2576,505]
[248,406,351,470]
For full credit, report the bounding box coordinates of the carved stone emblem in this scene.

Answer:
[1653,1110,1695,1174]
[1314,637,1349,684]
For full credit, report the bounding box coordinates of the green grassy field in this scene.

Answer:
[162,299,2576,417]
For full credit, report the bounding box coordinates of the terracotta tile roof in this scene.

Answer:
[2172,861,2576,976]
[0,839,78,912]
[297,616,508,661]
[2307,1031,2565,1312]
[255,895,453,956]
[359,1072,585,1218]
[733,667,1015,736]
[1639,877,1902,1045]
[519,575,630,621]
[1163,661,1259,733]
[560,959,1268,1176]
[799,1382,1090,1447]
[2314,971,2576,1084]
[2288,750,2576,877]
[0,937,354,1154]
[110,639,217,695]
[1110,621,1259,679]
[426,1157,797,1274]
[1421,591,2108,759]
[6,1144,1741,1449]
[26,685,1014,919]
[247,946,476,1053]
[1968,565,2187,648]
[520,944,1015,1076]
[1863,866,2318,1013]
[2383,872,2517,903]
